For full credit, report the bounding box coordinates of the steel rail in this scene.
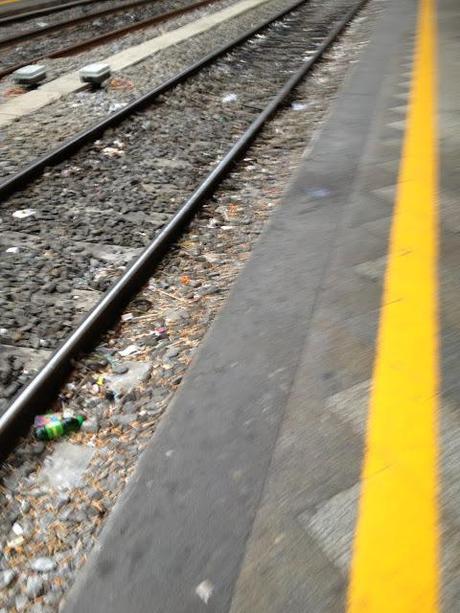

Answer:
[0,0,368,460]
[0,0,218,80]
[0,0,118,25]
[0,0,308,199]
[0,0,167,47]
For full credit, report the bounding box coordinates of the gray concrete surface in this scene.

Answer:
[228,1,415,609]
[0,0,274,127]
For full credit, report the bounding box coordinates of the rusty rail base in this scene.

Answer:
[0,0,218,80]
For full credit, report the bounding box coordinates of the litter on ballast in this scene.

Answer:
[291,102,308,111]
[6,536,24,550]
[108,102,127,113]
[36,442,95,490]
[11,523,24,536]
[33,413,85,441]
[154,326,168,338]
[105,361,151,397]
[222,93,237,103]
[12,209,36,219]
[102,146,124,158]
[118,344,139,357]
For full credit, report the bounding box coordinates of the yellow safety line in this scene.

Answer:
[0,0,20,6]
[347,0,440,611]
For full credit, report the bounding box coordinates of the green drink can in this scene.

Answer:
[34,416,85,440]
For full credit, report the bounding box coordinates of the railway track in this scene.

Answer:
[0,0,368,459]
[0,0,220,79]
[1,0,298,189]
[0,0,166,43]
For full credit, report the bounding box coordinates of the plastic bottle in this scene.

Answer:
[34,416,85,441]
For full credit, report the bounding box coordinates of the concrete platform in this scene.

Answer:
[63,0,460,610]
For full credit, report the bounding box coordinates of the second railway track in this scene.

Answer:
[0,0,368,457]
[0,0,121,24]
[0,0,223,79]
[0,0,165,37]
